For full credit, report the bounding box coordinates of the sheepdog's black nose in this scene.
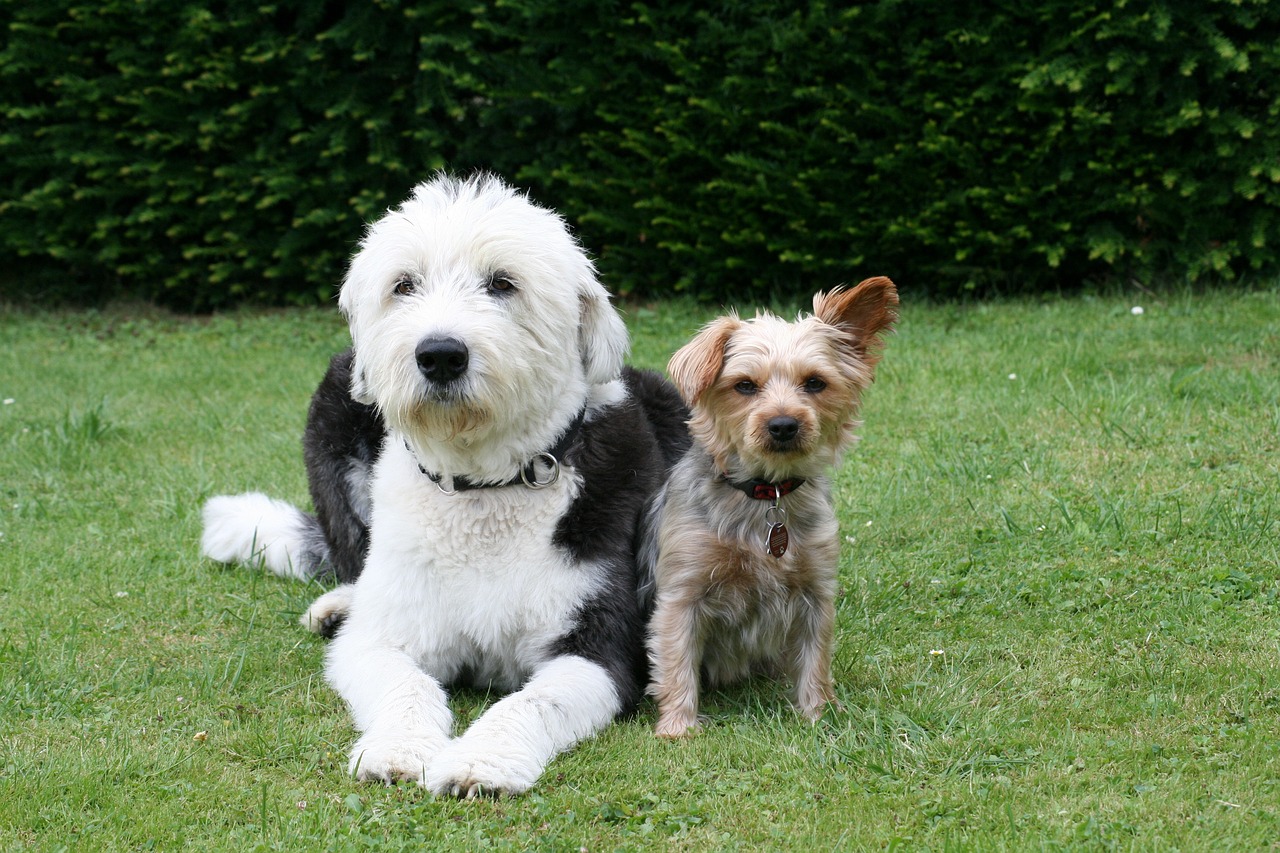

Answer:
[415,336,470,384]
[767,416,800,444]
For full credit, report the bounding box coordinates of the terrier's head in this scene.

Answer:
[668,277,898,483]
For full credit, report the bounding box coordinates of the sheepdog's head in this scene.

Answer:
[667,277,898,484]
[338,173,628,481]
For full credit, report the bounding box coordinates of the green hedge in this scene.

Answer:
[2,0,1276,308]
[0,1,487,306]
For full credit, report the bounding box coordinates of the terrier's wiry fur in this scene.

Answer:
[641,277,898,738]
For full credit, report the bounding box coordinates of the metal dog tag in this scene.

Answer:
[765,502,789,558]
[766,522,790,558]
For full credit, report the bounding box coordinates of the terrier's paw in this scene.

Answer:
[348,732,446,785]
[654,710,702,739]
[795,683,838,722]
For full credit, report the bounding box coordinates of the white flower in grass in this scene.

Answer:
[930,649,945,656]
[2,398,13,405]
[1008,373,1018,380]
[1131,306,1144,315]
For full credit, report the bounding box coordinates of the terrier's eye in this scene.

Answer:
[734,380,759,395]
[803,377,827,393]
[487,272,517,295]
[393,276,416,297]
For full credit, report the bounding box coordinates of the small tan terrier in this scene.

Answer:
[643,277,898,738]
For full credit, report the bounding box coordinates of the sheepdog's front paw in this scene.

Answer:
[300,584,355,637]
[424,737,540,799]
[347,732,446,785]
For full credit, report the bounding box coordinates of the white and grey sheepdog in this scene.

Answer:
[202,173,688,797]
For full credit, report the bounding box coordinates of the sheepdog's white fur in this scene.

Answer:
[202,174,684,797]
[201,492,317,581]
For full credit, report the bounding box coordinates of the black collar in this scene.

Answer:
[721,474,806,501]
[412,409,586,492]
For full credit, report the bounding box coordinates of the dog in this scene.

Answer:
[640,277,898,738]
[201,173,688,796]
[199,347,382,594]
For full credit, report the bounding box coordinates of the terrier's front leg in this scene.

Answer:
[787,592,837,721]
[647,593,704,738]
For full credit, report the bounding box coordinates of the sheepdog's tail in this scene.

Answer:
[200,492,330,580]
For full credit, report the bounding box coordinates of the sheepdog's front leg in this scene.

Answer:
[326,639,454,784]
[425,656,620,798]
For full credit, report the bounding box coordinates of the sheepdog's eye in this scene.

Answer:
[487,271,517,295]
[393,275,416,297]
[734,379,759,395]
[803,377,827,393]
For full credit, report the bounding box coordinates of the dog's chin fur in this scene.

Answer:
[642,277,898,738]
[200,172,689,797]
[338,174,624,486]
[680,310,876,485]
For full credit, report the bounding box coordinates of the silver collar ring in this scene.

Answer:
[520,453,561,489]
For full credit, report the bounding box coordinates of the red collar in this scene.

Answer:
[721,475,806,501]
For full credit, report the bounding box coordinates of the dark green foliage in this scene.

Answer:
[0,0,489,307]
[2,0,1277,307]
[538,0,1280,298]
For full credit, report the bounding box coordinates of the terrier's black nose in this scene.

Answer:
[416,336,470,384]
[767,416,800,444]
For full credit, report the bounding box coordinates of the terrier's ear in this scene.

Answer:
[813,276,899,362]
[667,316,741,406]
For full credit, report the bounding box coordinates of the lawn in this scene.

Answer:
[1,284,1277,851]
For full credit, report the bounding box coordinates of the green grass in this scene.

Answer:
[1,286,1278,851]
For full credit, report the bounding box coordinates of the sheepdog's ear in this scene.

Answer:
[336,278,377,405]
[578,273,629,386]
[347,358,375,405]
[667,316,741,406]
[813,276,899,361]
